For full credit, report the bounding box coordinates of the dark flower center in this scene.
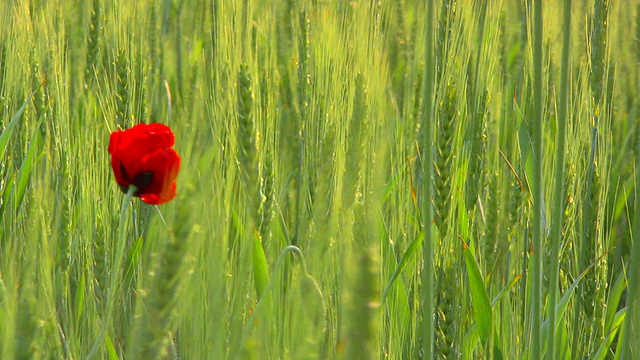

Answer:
[119,163,154,196]
[133,171,154,191]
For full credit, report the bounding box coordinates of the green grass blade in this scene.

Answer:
[615,313,627,360]
[593,307,626,360]
[379,231,424,304]
[74,273,86,329]
[88,186,137,359]
[0,171,14,222]
[104,333,119,360]
[547,0,572,359]
[236,245,303,359]
[605,271,627,334]
[491,273,523,308]
[461,237,492,346]
[123,236,144,287]
[0,86,41,161]
[13,127,42,212]
[252,229,270,299]
[537,250,610,357]
[531,0,544,357]
[422,0,436,357]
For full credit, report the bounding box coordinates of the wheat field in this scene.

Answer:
[0,0,638,359]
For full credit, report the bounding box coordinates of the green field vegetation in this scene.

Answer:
[0,0,639,358]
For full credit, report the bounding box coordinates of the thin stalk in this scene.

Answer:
[472,0,488,100]
[622,161,640,360]
[422,0,435,358]
[571,127,597,357]
[295,7,310,246]
[531,0,543,358]
[87,186,137,359]
[621,75,640,360]
[547,0,571,359]
[235,245,306,359]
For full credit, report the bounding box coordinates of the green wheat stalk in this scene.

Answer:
[236,63,260,226]
[128,203,191,359]
[434,83,456,238]
[621,5,640,359]
[435,0,455,85]
[421,0,436,358]
[435,266,457,359]
[573,1,609,357]
[343,73,366,210]
[259,147,274,241]
[115,46,130,128]
[345,246,380,359]
[546,0,571,358]
[464,86,488,215]
[486,174,500,276]
[433,82,460,359]
[531,0,543,357]
[294,7,311,246]
[84,0,101,88]
[87,186,136,359]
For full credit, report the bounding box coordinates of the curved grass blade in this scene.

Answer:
[13,126,43,212]
[614,312,626,360]
[491,273,523,307]
[105,333,118,360]
[538,249,611,357]
[252,228,270,299]
[0,82,44,161]
[605,271,627,335]
[74,273,86,329]
[0,171,14,222]
[593,307,626,360]
[379,231,424,304]
[460,235,492,346]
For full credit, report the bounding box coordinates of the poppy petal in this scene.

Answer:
[135,149,180,204]
[139,182,177,205]
[110,156,130,187]
[108,123,180,205]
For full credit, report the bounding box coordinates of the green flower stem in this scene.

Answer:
[110,185,137,306]
[87,185,137,359]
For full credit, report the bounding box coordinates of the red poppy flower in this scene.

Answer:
[108,123,181,205]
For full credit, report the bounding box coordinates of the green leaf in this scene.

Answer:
[0,85,42,161]
[105,333,119,360]
[538,250,610,356]
[491,273,523,307]
[197,143,217,175]
[74,273,85,328]
[0,171,14,222]
[252,229,270,299]
[462,237,492,346]
[614,313,626,360]
[593,307,626,360]
[299,273,326,328]
[493,341,504,360]
[123,235,144,287]
[13,127,43,212]
[379,231,424,304]
[605,271,627,334]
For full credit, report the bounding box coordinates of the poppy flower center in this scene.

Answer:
[133,171,154,191]
[119,163,154,195]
